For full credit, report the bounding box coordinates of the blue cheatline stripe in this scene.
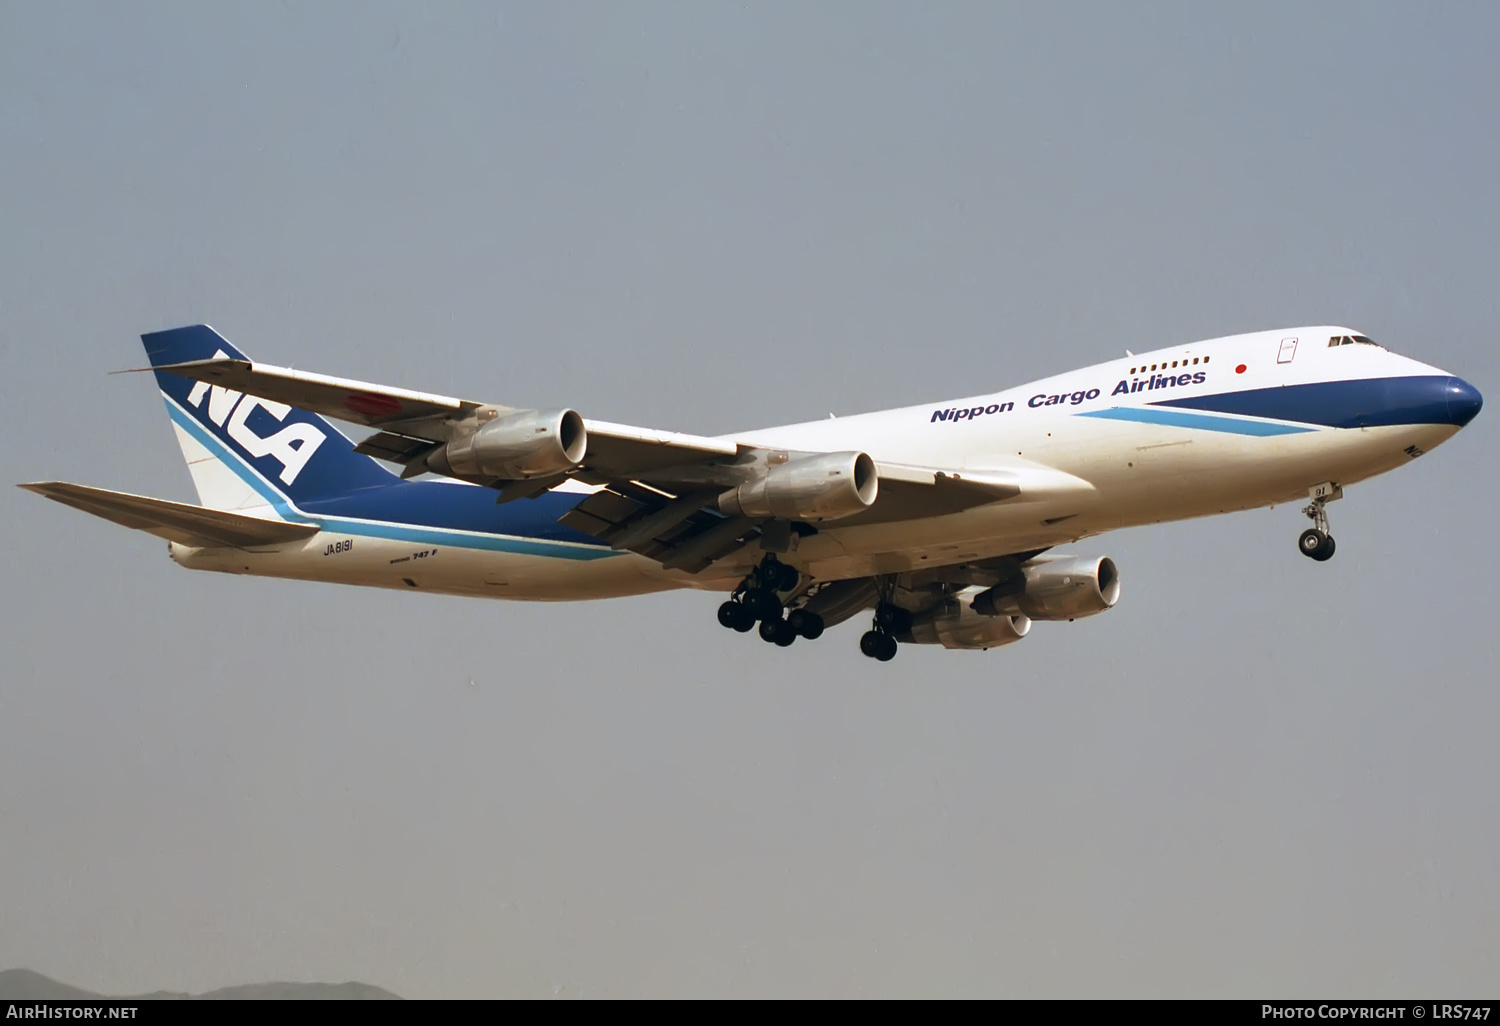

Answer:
[1076,406,1316,436]
[163,398,620,562]
[1151,375,1467,429]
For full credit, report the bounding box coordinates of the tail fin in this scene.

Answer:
[144,325,397,512]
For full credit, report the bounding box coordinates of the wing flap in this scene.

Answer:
[558,486,756,571]
[19,482,320,548]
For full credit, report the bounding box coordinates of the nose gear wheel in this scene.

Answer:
[1298,495,1336,561]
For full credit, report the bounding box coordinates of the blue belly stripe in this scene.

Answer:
[1077,407,1315,436]
[303,515,619,559]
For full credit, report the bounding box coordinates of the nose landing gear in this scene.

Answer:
[1298,484,1340,562]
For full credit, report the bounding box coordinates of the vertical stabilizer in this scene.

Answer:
[142,325,396,513]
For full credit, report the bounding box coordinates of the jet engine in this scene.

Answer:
[900,588,1032,650]
[718,451,878,522]
[425,408,587,480]
[971,555,1120,621]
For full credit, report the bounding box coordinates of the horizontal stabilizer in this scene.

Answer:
[18,482,320,548]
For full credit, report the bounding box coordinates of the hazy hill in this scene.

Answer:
[0,970,98,1000]
[0,969,400,1000]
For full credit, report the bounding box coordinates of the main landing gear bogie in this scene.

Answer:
[717,555,824,647]
[717,559,908,660]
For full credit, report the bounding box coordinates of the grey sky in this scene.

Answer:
[1,1,1496,998]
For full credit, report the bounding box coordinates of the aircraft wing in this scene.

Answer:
[18,482,320,549]
[153,356,1089,572]
[154,357,744,482]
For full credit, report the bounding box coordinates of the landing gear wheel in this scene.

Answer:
[754,558,801,592]
[760,617,796,646]
[860,630,898,660]
[1299,491,1338,562]
[718,601,754,631]
[774,562,801,591]
[1298,528,1335,561]
[787,609,825,640]
[743,588,782,620]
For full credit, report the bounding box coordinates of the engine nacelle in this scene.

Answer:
[972,555,1120,621]
[901,588,1032,650]
[426,408,587,480]
[718,451,878,522]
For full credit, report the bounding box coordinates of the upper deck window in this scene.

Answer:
[1129,355,1207,375]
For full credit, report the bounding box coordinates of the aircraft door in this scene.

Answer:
[1277,337,1298,363]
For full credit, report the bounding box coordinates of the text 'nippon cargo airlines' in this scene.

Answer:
[22,325,1481,660]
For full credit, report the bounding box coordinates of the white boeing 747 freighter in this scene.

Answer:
[21,325,1482,660]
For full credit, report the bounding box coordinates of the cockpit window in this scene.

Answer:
[1327,334,1382,349]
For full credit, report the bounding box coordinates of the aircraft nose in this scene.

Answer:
[1446,376,1483,427]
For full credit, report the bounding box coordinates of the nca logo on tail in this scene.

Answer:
[185,350,325,484]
